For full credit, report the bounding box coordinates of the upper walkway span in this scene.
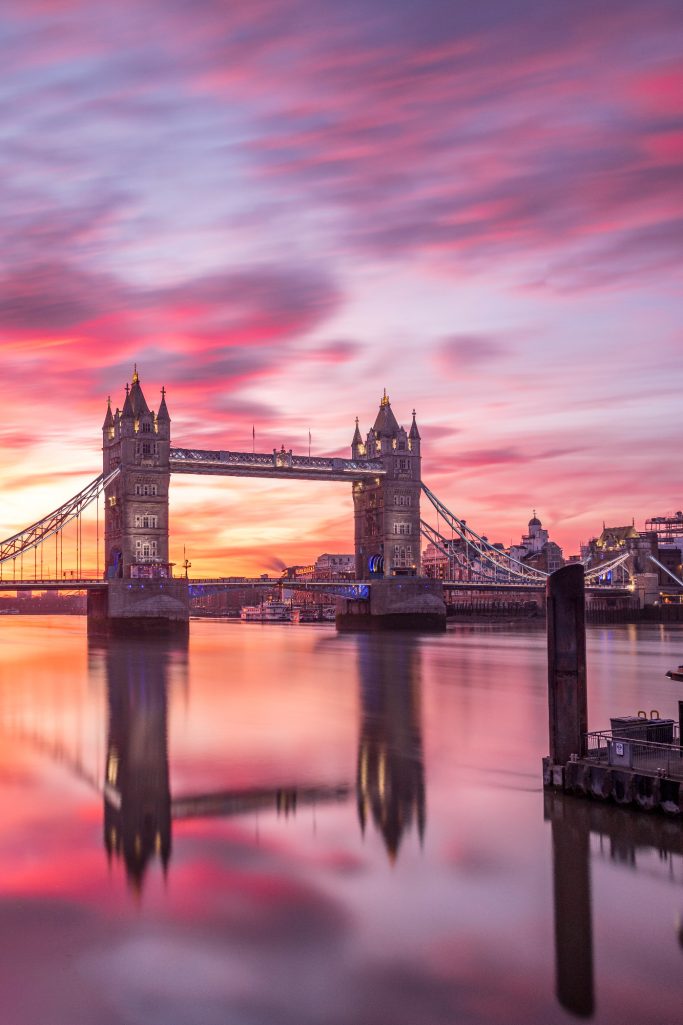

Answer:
[169,447,385,482]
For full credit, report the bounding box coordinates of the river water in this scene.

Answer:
[0,617,681,1025]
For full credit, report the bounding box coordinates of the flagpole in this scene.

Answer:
[252,425,255,454]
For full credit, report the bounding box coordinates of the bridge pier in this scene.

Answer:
[88,580,189,636]
[336,578,446,631]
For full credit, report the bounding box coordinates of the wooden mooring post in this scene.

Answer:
[547,564,587,769]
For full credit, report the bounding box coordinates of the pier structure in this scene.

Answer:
[544,565,683,816]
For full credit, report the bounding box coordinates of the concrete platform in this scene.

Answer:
[543,756,683,816]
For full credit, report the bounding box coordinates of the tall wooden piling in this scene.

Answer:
[547,564,587,765]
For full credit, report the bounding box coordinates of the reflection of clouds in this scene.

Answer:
[83,937,260,1025]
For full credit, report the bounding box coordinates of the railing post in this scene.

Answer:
[547,564,587,765]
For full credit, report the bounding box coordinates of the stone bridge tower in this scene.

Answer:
[102,367,171,580]
[351,392,422,578]
[92,368,188,634]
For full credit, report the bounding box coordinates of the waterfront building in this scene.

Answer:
[422,539,471,580]
[645,511,683,544]
[313,553,355,580]
[643,513,683,587]
[282,564,315,582]
[582,523,658,578]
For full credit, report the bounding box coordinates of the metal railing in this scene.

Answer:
[584,726,683,780]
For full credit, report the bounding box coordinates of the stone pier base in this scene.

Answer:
[87,580,190,636]
[336,578,446,632]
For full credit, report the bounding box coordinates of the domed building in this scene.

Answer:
[508,512,563,573]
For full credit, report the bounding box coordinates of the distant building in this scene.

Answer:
[581,522,658,582]
[645,512,683,545]
[643,513,683,587]
[422,539,472,580]
[422,542,449,579]
[509,512,563,574]
[282,564,314,581]
[314,553,354,580]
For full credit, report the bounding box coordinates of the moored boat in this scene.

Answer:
[240,600,291,622]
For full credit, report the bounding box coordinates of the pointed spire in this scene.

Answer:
[373,389,399,437]
[352,416,362,446]
[127,365,150,416]
[102,395,114,430]
[122,382,133,417]
[409,409,420,440]
[157,385,170,421]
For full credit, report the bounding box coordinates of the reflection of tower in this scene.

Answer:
[356,635,426,860]
[99,637,184,890]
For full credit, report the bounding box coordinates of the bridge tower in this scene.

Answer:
[91,368,188,633]
[351,392,422,578]
[102,367,171,580]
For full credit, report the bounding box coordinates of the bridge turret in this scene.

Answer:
[351,417,364,459]
[102,397,114,436]
[156,386,170,440]
[409,409,421,452]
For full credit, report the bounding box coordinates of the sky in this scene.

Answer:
[0,0,681,575]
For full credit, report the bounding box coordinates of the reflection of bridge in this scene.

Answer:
[0,368,667,629]
[0,632,427,888]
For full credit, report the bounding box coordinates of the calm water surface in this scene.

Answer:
[0,617,682,1025]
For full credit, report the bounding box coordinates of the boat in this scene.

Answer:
[240,600,291,622]
[665,665,683,681]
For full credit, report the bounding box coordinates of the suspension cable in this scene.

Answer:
[421,483,548,581]
[0,468,119,569]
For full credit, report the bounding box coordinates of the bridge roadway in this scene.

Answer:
[0,576,637,598]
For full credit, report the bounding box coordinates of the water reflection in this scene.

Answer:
[546,790,683,1019]
[547,792,594,1018]
[4,621,683,1022]
[356,634,426,860]
[96,637,183,891]
[94,633,352,890]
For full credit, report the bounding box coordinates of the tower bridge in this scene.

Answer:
[0,368,670,631]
